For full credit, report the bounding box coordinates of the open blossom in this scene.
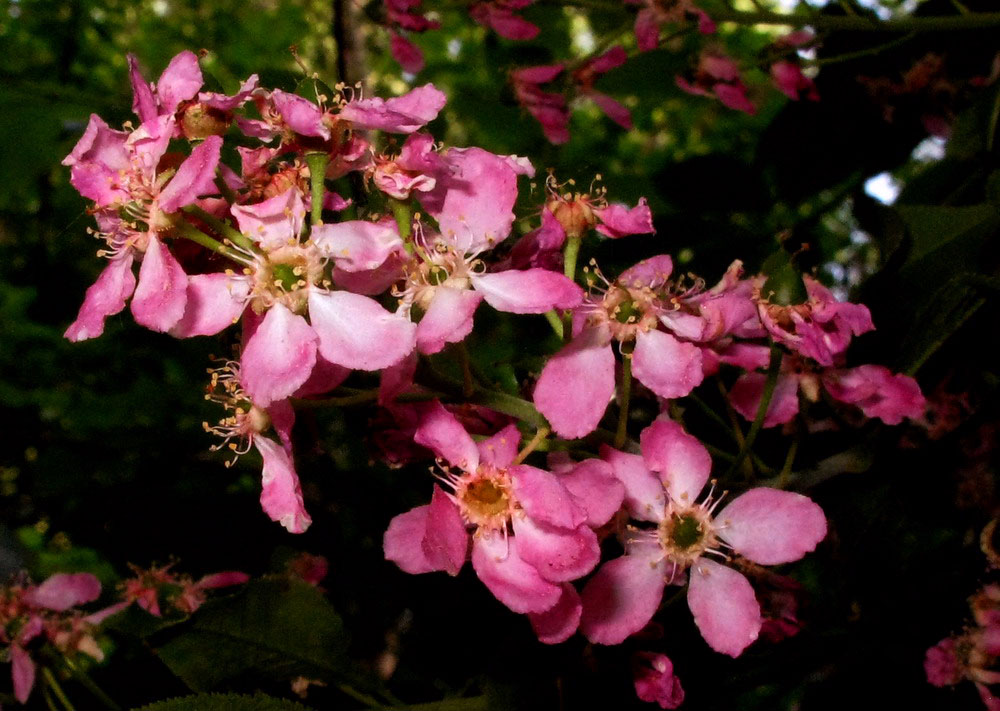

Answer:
[580,420,826,656]
[62,114,222,341]
[1,573,108,704]
[754,275,874,367]
[203,361,319,533]
[536,255,758,439]
[383,402,623,641]
[728,348,925,428]
[120,563,249,616]
[628,0,714,52]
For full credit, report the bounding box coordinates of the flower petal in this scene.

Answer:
[687,559,761,657]
[415,287,484,354]
[11,645,36,704]
[413,400,480,471]
[422,485,469,575]
[471,534,563,614]
[511,464,586,529]
[478,423,521,469]
[64,254,137,342]
[632,330,704,400]
[579,545,666,644]
[512,516,600,582]
[533,329,615,439]
[256,436,311,533]
[131,235,188,333]
[600,445,665,523]
[308,290,416,371]
[169,273,249,338]
[311,218,404,272]
[640,419,712,505]
[558,458,625,527]
[384,505,437,574]
[529,583,582,644]
[158,134,223,213]
[471,268,583,314]
[716,488,826,565]
[240,304,318,407]
[24,573,101,611]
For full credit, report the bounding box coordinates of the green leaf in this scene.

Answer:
[895,204,1000,267]
[131,692,314,711]
[154,577,352,692]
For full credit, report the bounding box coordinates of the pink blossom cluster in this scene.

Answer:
[63,52,929,708]
[926,582,1000,710]
[0,573,113,704]
[118,562,248,617]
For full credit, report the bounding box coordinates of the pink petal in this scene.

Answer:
[128,54,158,124]
[600,445,665,523]
[169,273,249,338]
[514,64,565,84]
[390,32,425,74]
[415,287,484,354]
[131,235,189,332]
[485,9,540,40]
[256,436,311,533]
[65,254,137,342]
[714,83,756,115]
[231,188,307,251]
[588,91,633,130]
[687,559,761,657]
[379,351,418,405]
[413,400,480,470]
[266,399,296,453]
[822,365,926,425]
[384,505,438,574]
[157,50,204,115]
[293,355,350,398]
[632,330,704,400]
[471,534,563,614]
[511,464,587,529]
[512,517,600,582]
[240,304,319,407]
[339,84,447,133]
[472,268,583,314]
[308,290,416,370]
[559,458,625,527]
[729,372,801,428]
[422,485,469,575]
[419,146,532,254]
[84,601,130,625]
[640,419,711,505]
[197,571,250,589]
[579,546,666,644]
[158,135,222,213]
[477,423,521,469]
[533,329,615,439]
[593,197,654,238]
[634,10,661,52]
[618,255,673,290]
[63,114,130,169]
[271,89,330,139]
[11,645,36,704]
[311,218,403,272]
[587,46,627,74]
[716,488,827,565]
[529,583,582,644]
[24,573,101,611]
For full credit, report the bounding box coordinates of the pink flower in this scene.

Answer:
[580,420,826,656]
[511,65,571,144]
[771,60,819,102]
[383,403,622,638]
[62,114,223,341]
[469,0,539,40]
[543,177,654,240]
[534,256,704,439]
[676,52,755,114]
[629,0,714,52]
[572,46,633,130]
[754,275,873,367]
[633,653,685,709]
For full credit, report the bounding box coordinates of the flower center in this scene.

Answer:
[452,465,516,533]
[596,286,659,342]
[657,507,718,568]
[249,244,326,314]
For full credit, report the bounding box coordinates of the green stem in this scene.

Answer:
[63,657,121,711]
[562,235,582,341]
[42,685,61,711]
[707,8,1000,31]
[687,391,740,445]
[42,668,76,711]
[215,165,239,206]
[171,219,246,262]
[306,152,330,226]
[723,347,783,479]
[418,359,548,428]
[614,353,632,449]
[391,199,414,243]
[514,427,550,465]
[181,204,255,252]
[810,32,917,67]
[455,342,475,398]
[335,681,383,708]
[779,436,799,489]
[544,310,564,339]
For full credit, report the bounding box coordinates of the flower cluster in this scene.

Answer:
[63,51,929,708]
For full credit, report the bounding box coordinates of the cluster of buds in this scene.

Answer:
[0,573,114,705]
[926,581,1000,710]
[62,52,928,707]
[119,563,248,617]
